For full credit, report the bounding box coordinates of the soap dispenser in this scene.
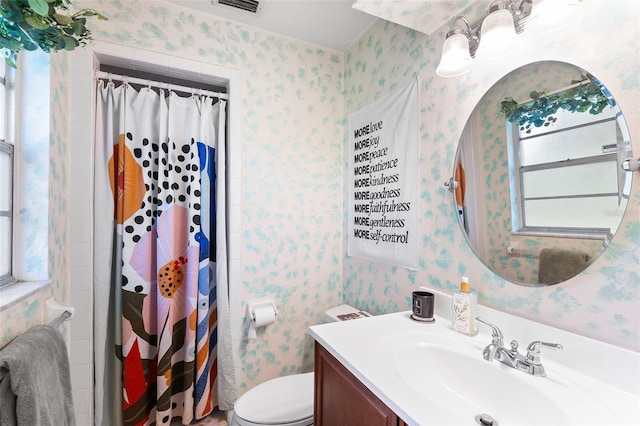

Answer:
[452,276,477,336]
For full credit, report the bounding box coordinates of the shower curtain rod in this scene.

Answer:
[95,71,228,100]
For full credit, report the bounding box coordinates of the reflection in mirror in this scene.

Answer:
[452,61,633,286]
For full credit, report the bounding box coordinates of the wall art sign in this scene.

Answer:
[347,76,419,270]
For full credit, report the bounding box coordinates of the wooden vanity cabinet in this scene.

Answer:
[314,342,409,426]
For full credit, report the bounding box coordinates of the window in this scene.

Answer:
[507,81,631,241]
[0,61,15,287]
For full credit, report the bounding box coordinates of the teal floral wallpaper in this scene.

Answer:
[49,52,71,317]
[75,0,346,393]
[343,1,640,352]
[2,0,637,405]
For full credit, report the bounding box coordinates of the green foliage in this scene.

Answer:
[500,76,613,134]
[0,0,107,67]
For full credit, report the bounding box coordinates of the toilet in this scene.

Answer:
[231,304,371,426]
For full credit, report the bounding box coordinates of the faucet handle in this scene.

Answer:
[476,317,504,345]
[526,341,563,365]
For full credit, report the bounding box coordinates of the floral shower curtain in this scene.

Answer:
[94,79,230,426]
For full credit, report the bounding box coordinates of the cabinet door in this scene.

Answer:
[314,342,400,426]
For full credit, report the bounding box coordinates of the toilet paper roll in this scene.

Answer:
[253,306,276,327]
[248,306,277,340]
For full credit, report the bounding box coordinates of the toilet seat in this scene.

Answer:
[234,372,314,426]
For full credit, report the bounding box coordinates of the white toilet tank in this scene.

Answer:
[232,304,370,426]
[323,304,372,323]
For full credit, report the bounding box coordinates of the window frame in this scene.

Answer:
[507,110,620,243]
[0,61,16,288]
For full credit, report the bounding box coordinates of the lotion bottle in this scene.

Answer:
[452,276,477,336]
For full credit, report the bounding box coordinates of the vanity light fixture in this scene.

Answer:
[474,1,520,60]
[436,0,581,78]
[435,17,474,78]
[526,0,578,34]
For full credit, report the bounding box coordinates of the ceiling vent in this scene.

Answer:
[216,0,261,14]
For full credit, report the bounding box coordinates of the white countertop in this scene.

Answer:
[309,290,640,426]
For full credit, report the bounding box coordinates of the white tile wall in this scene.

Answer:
[68,48,95,426]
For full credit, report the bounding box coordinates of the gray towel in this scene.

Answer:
[538,248,589,285]
[0,325,75,426]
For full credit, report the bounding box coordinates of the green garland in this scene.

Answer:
[500,76,613,133]
[0,0,107,67]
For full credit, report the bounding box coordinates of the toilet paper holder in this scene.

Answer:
[247,298,278,322]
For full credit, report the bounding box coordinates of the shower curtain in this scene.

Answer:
[93,79,235,426]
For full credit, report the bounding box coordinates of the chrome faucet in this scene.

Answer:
[476,317,563,377]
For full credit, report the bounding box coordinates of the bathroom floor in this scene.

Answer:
[170,410,228,426]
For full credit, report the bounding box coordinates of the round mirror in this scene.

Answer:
[451,61,633,286]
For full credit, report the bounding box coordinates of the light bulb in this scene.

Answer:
[476,8,519,60]
[527,0,577,34]
[436,33,473,77]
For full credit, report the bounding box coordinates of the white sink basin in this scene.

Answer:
[310,301,640,426]
[381,332,574,425]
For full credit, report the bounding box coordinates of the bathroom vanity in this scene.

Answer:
[314,342,409,426]
[309,290,640,426]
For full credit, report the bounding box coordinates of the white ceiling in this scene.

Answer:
[166,1,479,51]
[167,0,379,51]
[352,0,476,37]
